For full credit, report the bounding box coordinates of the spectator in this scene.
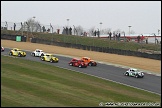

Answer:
[116,33,118,41]
[81,32,83,36]
[137,35,141,43]
[14,23,16,31]
[57,29,60,34]
[69,27,72,35]
[141,34,144,43]
[65,27,68,35]
[154,34,158,44]
[156,38,159,44]
[62,27,66,34]
[118,32,121,41]
[123,32,126,42]
[42,26,46,32]
[94,30,97,36]
[109,32,112,40]
[113,32,115,40]
[97,31,100,38]
[145,36,148,44]
[47,28,50,33]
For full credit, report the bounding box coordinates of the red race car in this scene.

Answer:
[68,58,88,68]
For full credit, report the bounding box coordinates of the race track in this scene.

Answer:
[1,48,161,95]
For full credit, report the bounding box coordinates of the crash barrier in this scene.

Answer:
[30,38,161,60]
[1,34,27,42]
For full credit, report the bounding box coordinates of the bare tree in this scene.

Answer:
[25,18,41,32]
[88,26,95,36]
[102,28,111,34]
[114,29,121,33]
[75,25,84,36]
[130,30,135,34]
[126,30,135,34]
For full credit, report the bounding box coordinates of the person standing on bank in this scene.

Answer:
[137,35,141,43]
[109,32,112,40]
[118,32,121,41]
[69,27,72,35]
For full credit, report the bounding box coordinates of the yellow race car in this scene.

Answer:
[41,53,59,63]
[9,48,26,57]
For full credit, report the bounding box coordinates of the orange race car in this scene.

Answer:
[81,57,97,66]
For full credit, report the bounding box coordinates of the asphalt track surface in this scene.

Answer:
[1,48,161,95]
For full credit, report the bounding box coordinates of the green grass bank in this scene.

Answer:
[1,55,161,107]
[1,30,161,51]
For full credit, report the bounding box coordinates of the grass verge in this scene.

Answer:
[1,55,161,107]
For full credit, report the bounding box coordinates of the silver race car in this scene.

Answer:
[124,68,144,78]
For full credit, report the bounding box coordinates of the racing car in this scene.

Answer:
[81,57,97,66]
[69,58,88,68]
[31,49,45,57]
[41,53,59,63]
[124,68,144,78]
[9,48,26,57]
[1,46,4,52]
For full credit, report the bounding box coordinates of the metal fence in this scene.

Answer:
[1,21,161,54]
[1,21,64,34]
[1,21,92,36]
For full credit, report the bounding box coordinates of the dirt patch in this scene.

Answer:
[1,40,161,74]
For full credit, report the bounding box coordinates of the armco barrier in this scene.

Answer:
[1,34,16,41]
[31,38,36,43]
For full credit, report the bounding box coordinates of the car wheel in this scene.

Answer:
[69,63,73,66]
[125,72,129,76]
[89,63,92,66]
[32,53,35,56]
[135,75,138,78]
[18,53,21,57]
[41,57,45,61]
[41,53,44,57]
[9,52,13,56]
[50,59,53,63]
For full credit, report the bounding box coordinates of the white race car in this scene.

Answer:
[1,47,5,52]
[124,68,144,78]
[31,49,45,57]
